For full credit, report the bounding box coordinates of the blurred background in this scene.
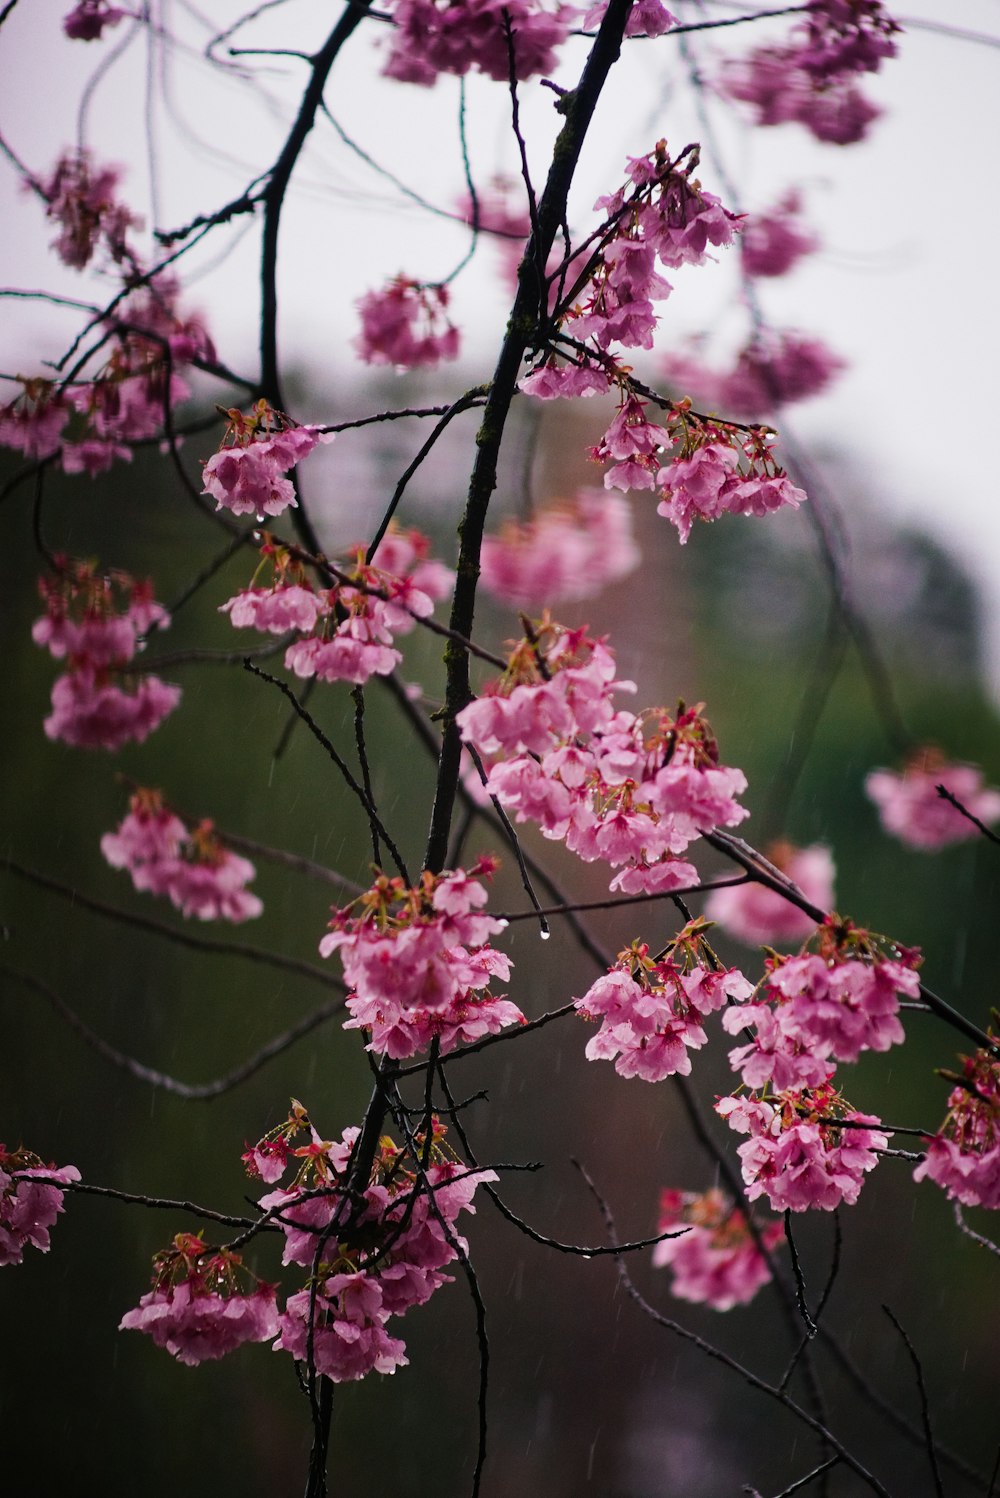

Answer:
[2,3,999,1495]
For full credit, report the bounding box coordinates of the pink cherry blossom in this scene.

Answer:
[521,357,611,400]
[460,630,748,891]
[355,278,459,368]
[275,1273,408,1381]
[34,148,139,270]
[320,862,520,1060]
[0,1150,80,1267]
[584,0,676,35]
[202,405,334,519]
[653,1188,784,1310]
[120,1234,279,1365]
[865,751,1000,850]
[718,1083,888,1212]
[664,333,844,420]
[63,1,128,39]
[44,670,181,750]
[913,1045,1000,1210]
[223,526,451,689]
[705,842,833,946]
[100,788,188,895]
[381,0,571,87]
[575,929,752,1083]
[722,919,920,1088]
[480,491,639,609]
[718,5,896,145]
[740,192,819,277]
[101,793,263,921]
[0,379,70,459]
[221,583,328,635]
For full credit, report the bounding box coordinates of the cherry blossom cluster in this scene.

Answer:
[63,1,129,38]
[530,139,742,385]
[319,859,522,1059]
[381,0,570,86]
[101,787,263,923]
[458,622,749,892]
[717,1083,888,1213]
[662,330,845,422]
[865,748,1000,850]
[535,383,805,542]
[740,191,820,279]
[479,491,639,610]
[122,1108,496,1380]
[573,923,752,1082]
[33,148,139,271]
[1,277,212,476]
[202,400,334,520]
[705,842,835,948]
[718,0,900,146]
[32,558,180,750]
[223,526,452,689]
[652,1188,784,1310]
[355,277,459,369]
[914,1042,1000,1211]
[120,1232,279,1365]
[0,1147,80,1268]
[722,917,921,1091]
[262,1114,496,1381]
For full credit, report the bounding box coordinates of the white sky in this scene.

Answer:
[3,0,1000,689]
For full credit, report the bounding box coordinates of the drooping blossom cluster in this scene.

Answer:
[101,788,263,922]
[0,1148,80,1267]
[722,917,921,1091]
[120,1233,279,1365]
[557,386,805,542]
[533,140,742,380]
[740,191,820,279]
[652,1188,784,1310]
[479,491,639,609]
[913,1043,1000,1211]
[705,842,834,947]
[653,417,807,543]
[865,748,1000,850]
[32,148,139,270]
[32,558,180,750]
[458,622,749,893]
[0,377,70,460]
[718,1,900,146]
[381,0,571,86]
[63,1,129,38]
[717,1083,888,1212]
[201,400,334,519]
[29,275,215,477]
[573,923,752,1082]
[319,859,522,1059]
[355,278,459,369]
[222,526,452,689]
[252,1108,496,1380]
[662,330,845,422]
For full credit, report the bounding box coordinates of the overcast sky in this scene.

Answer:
[4,0,1000,691]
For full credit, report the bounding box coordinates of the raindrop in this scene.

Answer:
[251,529,262,542]
[255,511,266,524]
[540,927,551,941]
[134,638,147,653]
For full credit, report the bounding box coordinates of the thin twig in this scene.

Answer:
[4,967,345,1101]
[882,1306,946,1498]
[242,660,410,882]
